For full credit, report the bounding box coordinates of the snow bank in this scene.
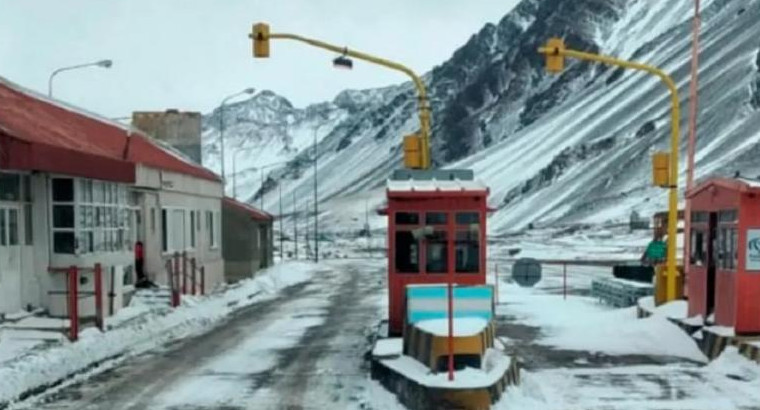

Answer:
[503,283,706,362]
[372,338,402,357]
[0,261,319,407]
[415,318,488,337]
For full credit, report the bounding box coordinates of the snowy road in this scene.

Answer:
[21,261,397,410]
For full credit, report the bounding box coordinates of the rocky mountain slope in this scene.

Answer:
[203,0,760,235]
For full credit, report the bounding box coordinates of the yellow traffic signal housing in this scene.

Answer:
[251,23,270,58]
[403,134,423,169]
[652,151,670,187]
[544,37,566,73]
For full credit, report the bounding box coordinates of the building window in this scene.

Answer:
[456,212,480,226]
[0,173,21,201]
[395,212,419,225]
[718,209,738,223]
[426,231,448,273]
[691,211,709,223]
[51,177,131,255]
[395,231,419,273]
[690,229,706,266]
[206,210,219,249]
[425,212,447,225]
[0,209,5,246]
[161,209,168,252]
[717,226,738,271]
[161,207,192,253]
[24,204,32,245]
[455,230,480,273]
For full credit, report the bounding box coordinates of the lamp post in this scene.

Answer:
[219,88,256,192]
[538,38,681,303]
[312,123,326,263]
[48,59,113,98]
[249,23,432,170]
[232,149,249,200]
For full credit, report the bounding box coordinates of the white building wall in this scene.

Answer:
[134,165,224,293]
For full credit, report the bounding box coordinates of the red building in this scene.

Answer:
[384,169,488,336]
[686,177,760,335]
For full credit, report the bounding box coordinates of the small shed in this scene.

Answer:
[222,197,274,283]
[385,169,489,336]
[686,177,760,335]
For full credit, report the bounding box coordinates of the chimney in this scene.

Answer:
[131,110,203,165]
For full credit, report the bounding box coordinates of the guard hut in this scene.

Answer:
[686,177,760,335]
[385,169,488,336]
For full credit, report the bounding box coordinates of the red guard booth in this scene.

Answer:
[686,177,760,335]
[385,169,488,336]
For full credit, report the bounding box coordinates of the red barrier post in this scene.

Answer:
[67,266,79,342]
[200,266,205,296]
[94,263,104,332]
[191,257,197,296]
[181,252,187,295]
[563,263,567,300]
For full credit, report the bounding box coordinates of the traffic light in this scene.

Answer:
[652,152,670,187]
[403,133,423,169]
[251,23,270,58]
[543,37,566,73]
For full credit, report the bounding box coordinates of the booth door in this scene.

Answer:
[706,212,718,316]
[0,206,22,314]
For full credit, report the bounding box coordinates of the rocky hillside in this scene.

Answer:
[203,0,760,234]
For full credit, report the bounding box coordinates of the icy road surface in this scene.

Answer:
[20,260,402,410]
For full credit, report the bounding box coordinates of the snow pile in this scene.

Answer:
[502,283,706,362]
[380,347,512,389]
[638,296,690,320]
[372,338,402,358]
[415,318,488,337]
[0,261,319,407]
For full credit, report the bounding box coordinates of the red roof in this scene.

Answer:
[0,78,219,183]
[687,177,760,199]
[223,197,273,222]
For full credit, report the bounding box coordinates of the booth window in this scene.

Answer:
[395,212,419,225]
[426,231,448,273]
[456,230,480,273]
[690,229,706,266]
[456,212,480,225]
[717,227,738,270]
[718,209,738,223]
[691,211,709,223]
[425,212,447,225]
[395,231,419,273]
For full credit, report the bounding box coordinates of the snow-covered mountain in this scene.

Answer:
[203,0,760,235]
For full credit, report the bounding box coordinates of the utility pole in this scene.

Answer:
[365,196,371,258]
[278,183,283,260]
[313,126,319,263]
[293,191,298,260]
[305,200,311,260]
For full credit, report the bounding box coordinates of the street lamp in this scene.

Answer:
[249,23,432,170]
[219,87,256,192]
[538,38,682,303]
[48,59,113,97]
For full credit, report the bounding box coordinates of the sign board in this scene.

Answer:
[513,258,542,287]
[405,285,493,324]
[747,229,760,271]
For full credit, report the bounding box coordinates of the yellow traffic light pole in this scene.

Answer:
[538,38,681,302]
[249,23,431,170]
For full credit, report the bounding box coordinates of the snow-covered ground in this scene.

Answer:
[0,261,321,408]
[492,260,760,410]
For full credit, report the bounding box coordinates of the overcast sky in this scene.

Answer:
[0,0,520,118]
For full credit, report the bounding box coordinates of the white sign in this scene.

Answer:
[747,229,760,272]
